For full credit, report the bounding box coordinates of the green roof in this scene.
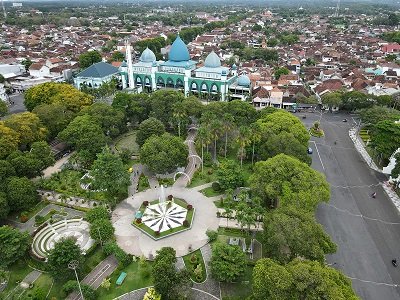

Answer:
[76,62,119,78]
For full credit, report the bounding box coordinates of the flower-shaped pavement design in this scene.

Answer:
[141,202,188,233]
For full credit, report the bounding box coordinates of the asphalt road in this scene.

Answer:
[299,111,400,300]
[8,93,26,114]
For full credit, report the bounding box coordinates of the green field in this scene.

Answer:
[115,131,140,155]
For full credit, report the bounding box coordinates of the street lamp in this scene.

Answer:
[68,260,84,300]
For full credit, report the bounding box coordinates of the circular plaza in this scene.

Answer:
[112,185,219,258]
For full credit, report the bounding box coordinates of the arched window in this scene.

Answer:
[166,77,174,88]
[201,82,208,92]
[176,79,184,89]
[145,77,151,86]
[211,84,218,93]
[191,82,198,91]
[157,77,165,85]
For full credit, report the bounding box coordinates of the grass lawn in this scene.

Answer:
[2,259,33,296]
[82,244,106,276]
[26,273,53,299]
[97,260,153,300]
[220,265,253,300]
[188,167,217,188]
[7,201,49,223]
[132,198,195,239]
[115,130,139,155]
[182,249,207,283]
[138,174,150,192]
[200,186,224,197]
[34,209,67,226]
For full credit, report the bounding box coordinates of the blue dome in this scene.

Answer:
[232,63,237,70]
[140,47,156,62]
[238,75,250,87]
[204,51,221,68]
[121,60,127,67]
[168,35,190,62]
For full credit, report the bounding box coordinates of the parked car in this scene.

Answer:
[342,119,347,122]
[307,147,313,154]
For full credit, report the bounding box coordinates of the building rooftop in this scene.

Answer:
[76,62,118,78]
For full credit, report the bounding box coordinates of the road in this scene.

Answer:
[300,111,400,300]
[7,93,26,114]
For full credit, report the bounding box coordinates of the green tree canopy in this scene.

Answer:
[90,147,130,201]
[216,159,244,190]
[263,206,336,263]
[112,92,151,125]
[0,192,9,219]
[4,112,47,147]
[0,226,30,267]
[0,123,20,159]
[86,206,109,223]
[79,50,102,69]
[358,106,400,128]
[0,159,16,189]
[30,141,55,170]
[249,154,330,210]
[321,92,342,110]
[341,91,374,111]
[58,114,107,162]
[370,120,400,161]
[210,242,247,282]
[274,67,290,80]
[252,258,358,300]
[149,90,185,126]
[47,238,84,280]
[89,218,115,242]
[0,101,8,117]
[79,103,126,138]
[140,133,188,174]
[24,82,93,112]
[6,176,39,212]
[136,117,166,147]
[32,103,76,139]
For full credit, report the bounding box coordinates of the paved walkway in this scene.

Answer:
[20,270,41,288]
[42,153,72,178]
[113,186,219,258]
[5,203,85,234]
[67,255,118,300]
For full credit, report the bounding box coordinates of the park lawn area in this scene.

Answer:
[132,199,194,239]
[82,244,106,276]
[25,273,53,299]
[220,265,253,300]
[34,208,68,226]
[115,130,140,155]
[200,186,224,197]
[188,167,217,188]
[97,260,153,300]
[7,200,49,223]
[2,259,33,296]
[182,249,207,283]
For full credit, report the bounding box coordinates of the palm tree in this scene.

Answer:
[172,102,187,138]
[197,126,210,173]
[249,123,261,165]
[222,113,235,158]
[210,119,222,161]
[236,126,251,167]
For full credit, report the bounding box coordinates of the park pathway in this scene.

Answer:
[20,270,41,288]
[174,125,201,188]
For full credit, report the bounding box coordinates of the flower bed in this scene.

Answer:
[182,249,207,283]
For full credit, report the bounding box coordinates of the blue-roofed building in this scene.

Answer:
[74,61,120,89]
[123,35,251,101]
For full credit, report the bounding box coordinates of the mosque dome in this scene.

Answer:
[168,35,190,62]
[238,74,251,87]
[204,51,221,68]
[140,47,156,63]
[231,63,237,70]
[121,60,127,67]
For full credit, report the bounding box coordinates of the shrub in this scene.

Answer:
[103,242,132,267]
[212,182,221,191]
[207,169,214,175]
[167,195,173,200]
[35,215,46,225]
[62,280,77,294]
[216,211,221,218]
[190,254,198,264]
[20,212,28,223]
[183,220,189,227]
[154,231,160,236]
[206,230,218,242]
[187,204,193,210]
[136,218,142,224]
[142,201,149,207]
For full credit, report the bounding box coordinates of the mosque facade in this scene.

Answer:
[120,35,251,101]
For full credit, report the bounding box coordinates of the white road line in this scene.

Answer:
[322,203,400,225]
[330,183,381,189]
[347,277,400,287]
[310,140,325,170]
[191,288,221,300]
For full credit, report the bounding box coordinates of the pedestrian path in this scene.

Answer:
[20,270,41,288]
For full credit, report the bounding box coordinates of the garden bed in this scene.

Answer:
[114,130,140,155]
[200,186,224,197]
[131,198,195,240]
[7,201,49,223]
[182,249,207,283]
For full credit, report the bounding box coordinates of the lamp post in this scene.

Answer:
[68,260,84,300]
[97,227,103,250]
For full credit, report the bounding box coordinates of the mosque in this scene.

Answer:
[119,35,251,101]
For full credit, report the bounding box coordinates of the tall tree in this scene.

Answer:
[321,92,342,111]
[0,122,19,159]
[136,117,165,147]
[47,238,84,280]
[4,112,47,148]
[196,126,211,172]
[249,122,261,164]
[263,206,336,263]
[210,242,247,282]
[216,159,244,191]
[30,141,55,170]
[371,120,400,161]
[0,192,9,219]
[89,218,115,242]
[79,50,102,69]
[0,101,8,117]
[210,119,222,160]
[236,126,251,167]
[90,147,130,201]
[222,113,235,158]
[149,90,185,126]
[0,226,30,267]
[171,101,188,138]
[140,133,188,174]
[249,154,330,210]
[6,177,39,212]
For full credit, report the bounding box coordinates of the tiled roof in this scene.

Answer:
[76,62,118,78]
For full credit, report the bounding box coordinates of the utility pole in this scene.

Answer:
[335,0,340,18]
[68,260,84,300]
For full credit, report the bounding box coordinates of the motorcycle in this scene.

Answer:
[392,259,397,267]
[372,192,377,198]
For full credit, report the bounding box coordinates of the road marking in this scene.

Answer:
[191,288,221,300]
[310,141,325,170]
[330,183,381,189]
[347,276,400,287]
[322,203,400,225]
